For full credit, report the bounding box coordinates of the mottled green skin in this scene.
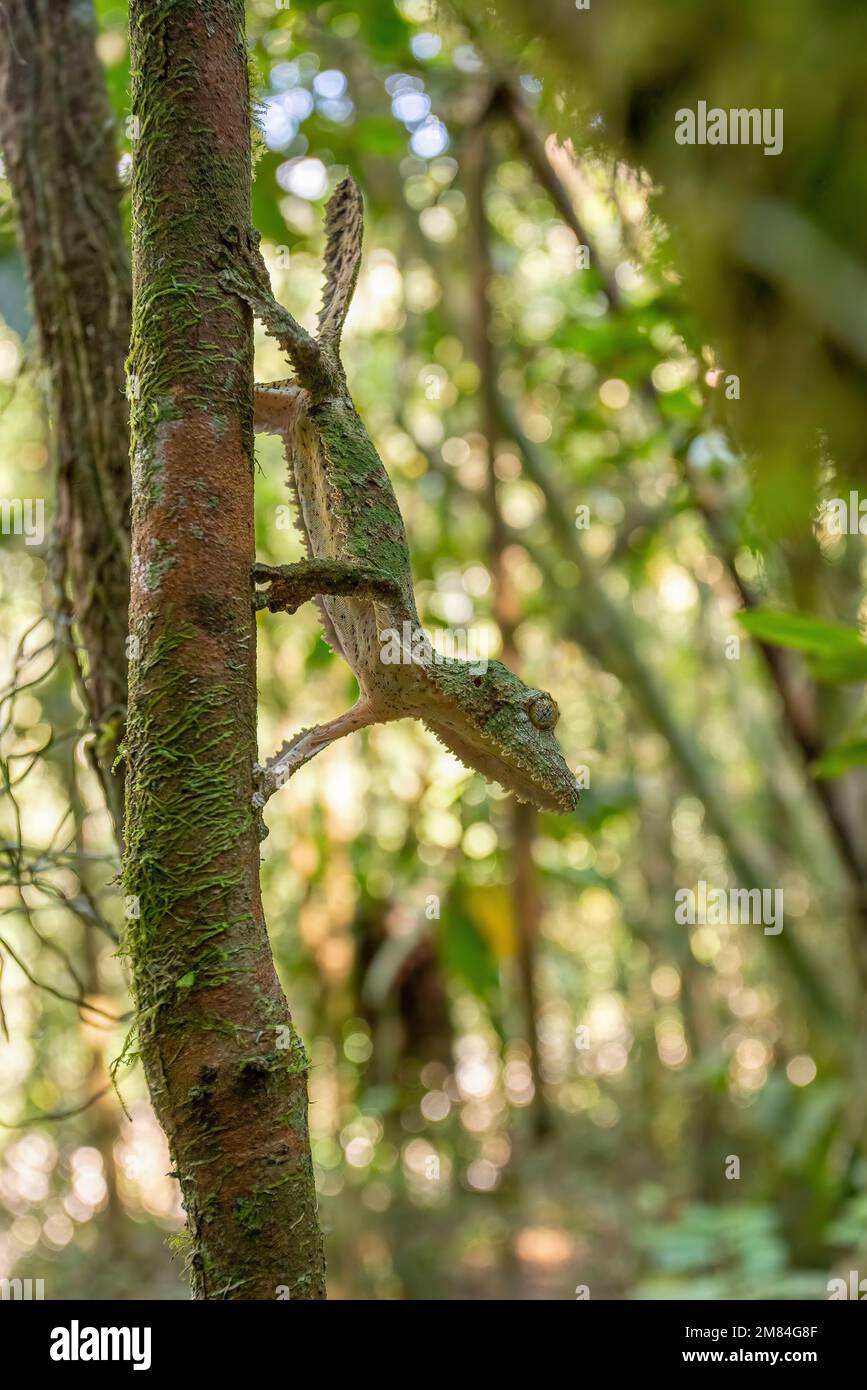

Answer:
[316,401,416,596]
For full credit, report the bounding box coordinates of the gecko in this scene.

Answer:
[218,177,578,818]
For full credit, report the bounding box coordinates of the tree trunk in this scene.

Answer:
[0,0,131,841]
[124,0,325,1299]
[465,117,549,1136]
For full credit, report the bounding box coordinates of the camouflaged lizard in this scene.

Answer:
[219,177,578,817]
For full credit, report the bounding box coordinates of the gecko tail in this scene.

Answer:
[317,176,364,351]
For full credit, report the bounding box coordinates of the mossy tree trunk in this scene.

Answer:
[0,0,131,840]
[124,0,325,1299]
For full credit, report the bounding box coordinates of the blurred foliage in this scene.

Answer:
[738,611,867,686]
[0,0,866,1301]
[480,0,867,542]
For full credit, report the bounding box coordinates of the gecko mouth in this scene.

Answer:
[424,718,579,814]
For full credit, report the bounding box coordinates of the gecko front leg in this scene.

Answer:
[252,558,405,615]
[217,227,332,393]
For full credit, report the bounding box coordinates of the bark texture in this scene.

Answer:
[0,0,131,839]
[124,0,325,1299]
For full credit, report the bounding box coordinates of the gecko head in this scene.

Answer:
[420,658,579,813]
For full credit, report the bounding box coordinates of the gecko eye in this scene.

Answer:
[528,694,558,730]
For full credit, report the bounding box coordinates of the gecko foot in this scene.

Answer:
[216,226,273,305]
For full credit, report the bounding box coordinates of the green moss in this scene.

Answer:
[238,1033,310,1081]
[233,1168,309,1238]
[127,2,253,464]
[121,624,254,1018]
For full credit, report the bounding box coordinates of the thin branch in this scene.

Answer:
[0,1083,113,1129]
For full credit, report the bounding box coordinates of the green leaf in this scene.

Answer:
[176,971,196,989]
[441,899,498,999]
[813,739,867,779]
[738,609,861,655]
[738,610,867,683]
